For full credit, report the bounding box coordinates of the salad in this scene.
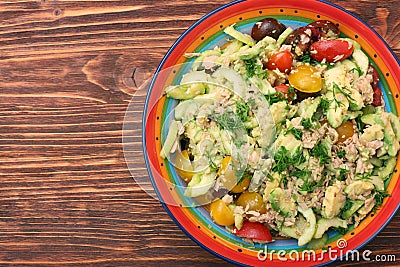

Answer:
[160,18,400,247]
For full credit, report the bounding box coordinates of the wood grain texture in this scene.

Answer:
[0,0,398,266]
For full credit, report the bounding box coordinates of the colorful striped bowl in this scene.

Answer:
[142,0,400,266]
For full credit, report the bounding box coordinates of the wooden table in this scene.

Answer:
[0,0,398,266]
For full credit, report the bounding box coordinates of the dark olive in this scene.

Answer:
[251,18,286,41]
[308,20,340,39]
[284,26,321,56]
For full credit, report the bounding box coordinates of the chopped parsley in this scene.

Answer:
[319,97,331,112]
[292,147,307,166]
[312,143,330,165]
[287,127,303,140]
[235,101,250,122]
[215,111,241,131]
[350,66,363,76]
[273,146,305,173]
[337,150,346,159]
[301,118,313,130]
[265,87,296,106]
[333,83,355,102]
[355,115,364,133]
[298,54,320,66]
[273,146,292,173]
[299,178,324,192]
[374,189,391,207]
[341,198,353,213]
[281,175,288,188]
[292,169,311,180]
[244,58,257,77]
[265,92,288,105]
[336,168,349,181]
[215,111,246,147]
[244,57,266,79]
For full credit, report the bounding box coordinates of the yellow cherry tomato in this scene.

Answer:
[175,150,195,182]
[288,65,322,93]
[210,199,235,226]
[335,120,355,143]
[218,156,251,193]
[237,191,267,214]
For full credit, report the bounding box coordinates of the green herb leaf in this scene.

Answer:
[273,146,292,173]
[337,150,346,159]
[301,118,313,130]
[265,92,287,105]
[215,111,241,131]
[244,57,266,79]
[333,82,355,102]
[299,178,324,193]
[374,189,391,207]
[336,168,349,181]
[350,66,363,76]
[312,143,330,165]
[235,101,250,122]
[287,127,303,140]
[319,98,331,113]
[341,198,353,213]
[292,169,311,180]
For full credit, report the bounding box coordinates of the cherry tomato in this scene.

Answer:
[233,221,273,242]
[237,191,267,214]
[274,84,295,102]
[275,84,289,94]
[218,156,250,193]
[372,85,383,107]
[335,120,354,143]
[267,50,293,73]
[285,26,321,56]
[288,65,322,93]
[175,150,195,182]
[310,40,354,63]
[210,199,235,226]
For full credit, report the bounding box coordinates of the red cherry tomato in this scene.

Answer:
[274,84,295,102]
[275,84,289,94]
[267,50,293,73]
[310,40,354,63]
[372,85,383,107]
[233,221,273,242]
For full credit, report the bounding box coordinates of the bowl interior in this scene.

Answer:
[143,1,400,266]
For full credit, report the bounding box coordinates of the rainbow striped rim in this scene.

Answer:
[142,0,400,266]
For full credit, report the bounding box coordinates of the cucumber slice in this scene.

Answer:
[314,217,347,239]
[280,215,306,239]
[377,157,396,180]
[277,27,293,46]
[342,200,364,219]
[352,49,369,76]
[269,188,297,217]
[307,233,329,250]
[369,157,383,167]
[160,120,179,158]
[185,171,216,197]
[297,207,316,246]
[224,24,255,46]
